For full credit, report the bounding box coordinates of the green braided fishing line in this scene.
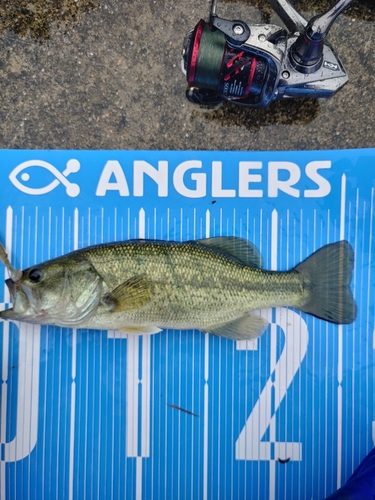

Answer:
[194,25,226,90]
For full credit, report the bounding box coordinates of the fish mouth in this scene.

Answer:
[5,278,16,302]
[0,278,32,320]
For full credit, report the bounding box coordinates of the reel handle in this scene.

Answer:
[287,0,354,73]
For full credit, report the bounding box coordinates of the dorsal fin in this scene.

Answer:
[196,237,263,268]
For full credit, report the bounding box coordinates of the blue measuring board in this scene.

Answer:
[0,150,374,500]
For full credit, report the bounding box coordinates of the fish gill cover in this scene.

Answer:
[0,149,374,500]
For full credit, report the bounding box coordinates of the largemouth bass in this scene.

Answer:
[0,237,356,340]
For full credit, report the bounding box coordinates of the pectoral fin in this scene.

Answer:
[204,314,268,341]
[103,274,152,312]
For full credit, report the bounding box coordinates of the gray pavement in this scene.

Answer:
[0,0,374,151]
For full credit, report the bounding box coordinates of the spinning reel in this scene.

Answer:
[181,0,354,107]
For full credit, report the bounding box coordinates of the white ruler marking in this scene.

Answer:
[337,174,346,488]
[126,335,139,457]
[269,209,278,500]
[69,209,79,500]
[1,208,12,500]
[203,209,210,500]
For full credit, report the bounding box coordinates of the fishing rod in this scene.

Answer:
[181,0,354,108]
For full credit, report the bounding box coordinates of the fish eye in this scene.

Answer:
[28,267,44,283]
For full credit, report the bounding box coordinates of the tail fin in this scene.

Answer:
[295,241,357,325]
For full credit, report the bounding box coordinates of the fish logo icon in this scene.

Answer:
[9,159,81,197]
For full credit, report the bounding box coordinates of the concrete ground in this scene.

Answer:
[0,0,374,151]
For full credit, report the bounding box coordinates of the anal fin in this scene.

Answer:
[203,314,268,341]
